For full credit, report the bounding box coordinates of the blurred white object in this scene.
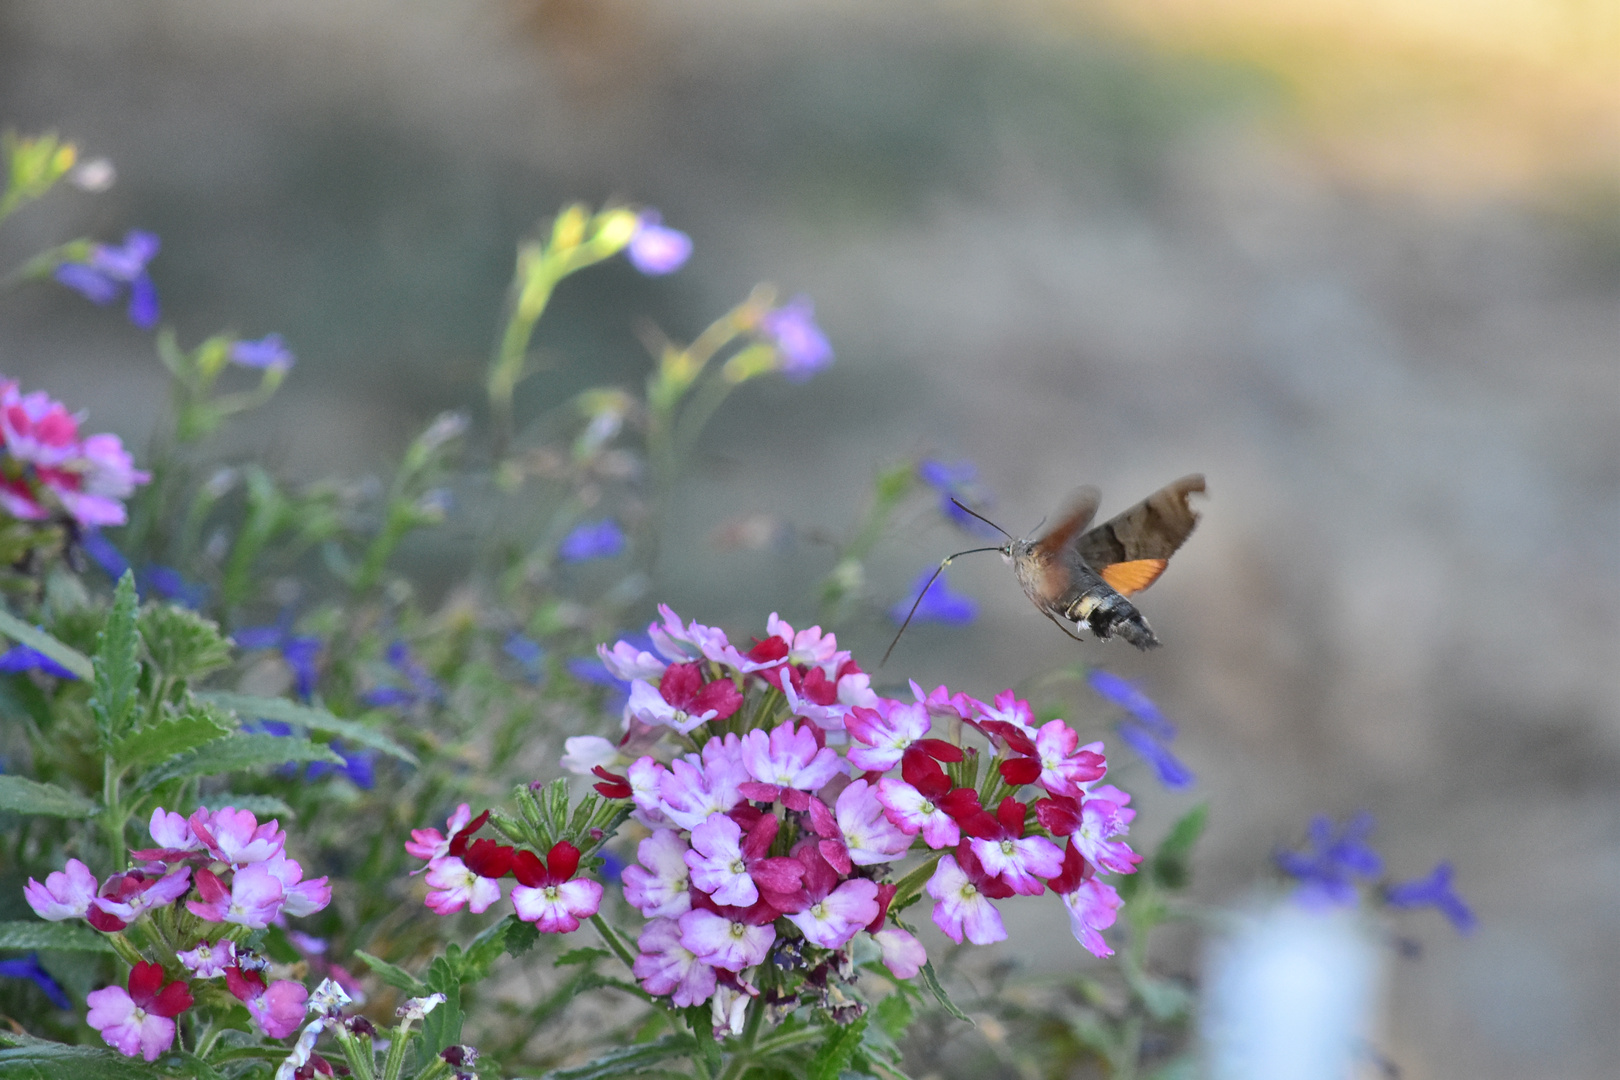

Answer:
[69,158,116,192]
[1202,901,1383,1080]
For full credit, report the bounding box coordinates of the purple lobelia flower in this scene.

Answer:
[1384,861,1476,935]
[626,211,692,276]
[1116,719,1195,790]
[54,230,161,329]
[759,296,834,382]
[889,569,977,626]
[0,642,80,680]
[0,952,71,1009]
[558,519,626,562]
[1276,813,1383,910]
[229,334,295,371]
[917,458,1001,537]
[1087,670,1176,741]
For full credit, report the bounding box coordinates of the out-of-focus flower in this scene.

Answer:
[143,566,208,609]
[69,158,116,192]
[0,642,80,680]
[504,633,546,682]
[236,619,321,701]
[889,570,977,626]
[1384,861,1476,935]
[1275,814,1383,910]
[362,640,442,711]
[1086,669,1175,740]
[1117,719,1195,790]
[230,334,296,371]
[759,296,833,383]
[558,519,626,562]
[626,211,692,275]
[917,458,1001,537]
[0,952,71,1009]
[1061,878,1124,958]
[85,961,192,1061]
[0,381,150,526]
[53,230,160,329]
[80,528,131,581]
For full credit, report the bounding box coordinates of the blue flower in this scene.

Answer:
[1086,670,1176,741]
[1117,719,1195,790]
[760,296,834,383]
[362,640,442,710]
[503,633,546,683]
[917,458,1001,538]
[306,742,378,790]
[1385,861,1476,935]
[889,570,977,626]
[236,618,321,701]
[0,642,79,680]
[80,529,131,582]
[230,333,296,371]
[53,230,160,329]
[626,211,692,276]
[567,656,629,713]
[143,566,208,609]
[0,953,71,1009]
[1276,813,1383,910]
[558,519,626,563]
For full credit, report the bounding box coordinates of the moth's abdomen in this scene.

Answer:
[1063,588,1161,651]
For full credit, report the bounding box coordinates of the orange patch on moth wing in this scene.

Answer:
[1100,558,1168,597]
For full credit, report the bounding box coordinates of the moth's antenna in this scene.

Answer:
[881,546,1003,667]
[949,498,1015,541]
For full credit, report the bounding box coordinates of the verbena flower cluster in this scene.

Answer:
[410,605,1140,1032]
[25,806,333,1058]
[0,377,149,526]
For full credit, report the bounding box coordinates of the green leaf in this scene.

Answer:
[134,733,342,792]
[110,706,230,771]
[89,572,142,744]
[534,1035,697,1080]
[0,608,93,681]
[916,959,972,1024]
[193,793,295,819]
[0,1035,172,1080]
[807,1016,868,1080]
[1152,803,1208,891]
[196,691,418,766]
[458,916,519,981]
[556,946,609,967]
[351,949,427,995]
[139,605,233,684]
[420,977,461,1057]
[0,775,96,818]
[504,917,539,958]
[0,920,116,953]
[872,993,914,1041]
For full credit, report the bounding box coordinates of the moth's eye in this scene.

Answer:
[1000,551,1013,565]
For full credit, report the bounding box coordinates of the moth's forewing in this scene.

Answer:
[1075,474,1205,570]
[1032,487,1101,561]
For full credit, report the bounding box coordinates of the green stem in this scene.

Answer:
[591,912,639,972]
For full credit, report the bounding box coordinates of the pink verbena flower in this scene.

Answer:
[1036,789,1142,876]
[1061,878,1124,957]
[685,812,804,910]
[227,966,309,1038]
[177,940,236,978]
[927,849,1012,945]
[763,613,841,670]
[24,858,98,920]
[422,855,503,915]
[404,803,473,863]
[1023,721,1108,797]
[632,917,716,1006]
[189,806,286,867]
[264,856,331,917]
[658,736,748,829]
[785,846,880,950]
[187,864,282,928]
[626,662,743,735]
[738,720,842,802]
[677,902,776,972]
[622,829,692,918]
[833,779,912,867]
[92,866,192,931]
[57,434,149,526]
[845,699,932,772]
[510,842,603,933]
[86,961,192,1061]
[876,775,962,850]
[559,736,622,777]
[627,756,672,826]
[597,639,667,682]
[967,797,1064,897]
[970,690,1036,735]
[130,807,203,861]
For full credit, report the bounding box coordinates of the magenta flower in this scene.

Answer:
[57,434,149,527]
[23,858,98,921]
[1028,721,1108,798]
[876,778,961,850]
[627,662,743,736]
[423,856,503,916]
[967,798,1064,897]
[0,383,80,466]
[685,812,805,910]
[785,847,880,949]
[510,842,603,933]
[626,211,693,276]
[833,779,912,867]
[622,829,692,918]
[187,864,282,928]
[227,966,308,1038]
[92,867,193,932]
[845,700,932,772]
[762,613,842,670]
[871,927,926,979]
[970,690,1037,735]
[927,850,1011,945]
[85,962,192,1061]
[264,856,331,917]
[143,808,201,856]
[189,806,286,867]
[633,918,716,1006]
[177,940,236,978]
[1037,789,1142,876]
[1061,878,1123,957]
[759,296,833,382]
[405,803,474,863]
[738,721,842,801]
[677,904,776,973]
[657,736,748,830]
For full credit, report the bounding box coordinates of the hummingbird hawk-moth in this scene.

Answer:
[884,474,1205,663]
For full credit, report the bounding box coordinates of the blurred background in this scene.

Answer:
[0,0,1616,1075]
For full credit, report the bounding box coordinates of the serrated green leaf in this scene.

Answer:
[196,691,417,766]
[134,733,341,792]
[0,920,116,952]
[807,1016,867,1080]
[872,993,913,1041]
[0,1036,173,1080]
[0,608,93,681]
[139,605,233,684]
[556,946,609,967]
[193,793,295,819]
[420,978,461,1057]
[351,949,427,995]
[89,573,142,744]
[504,916,540,958]
[1152,803,1208,891]
[458,916,519,981]
[916,960,972,1024]
[0,775,96,818]
[110,707,230,771]
[535,1035,698,1080]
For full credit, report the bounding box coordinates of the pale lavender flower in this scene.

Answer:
[870,927,926,979]
[1062,878,1123,958]
[622,829,692,918]
[684,813,762,908]
[760,296,833,382]
[739,721,842,794]
[677,908,775,972]
[834,779,911,866]
[926,854,1007,945]
[177,940,236,978]
[23,859,98,920]
[230,334,295,371]
[633,918,716,1006]
[626,211,692,276]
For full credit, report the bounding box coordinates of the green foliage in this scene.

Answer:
[89,573,141,747]
[0,775,96,818]
[0,1034,175,1080]
[132,732,341,793]
[0,920,117,952]
[1151,803,1207,891]
[807,1016,867,1080]
[197,692,417,765]
[136,605,233,686]
[0,607,93,680]
[108,705,230,771]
